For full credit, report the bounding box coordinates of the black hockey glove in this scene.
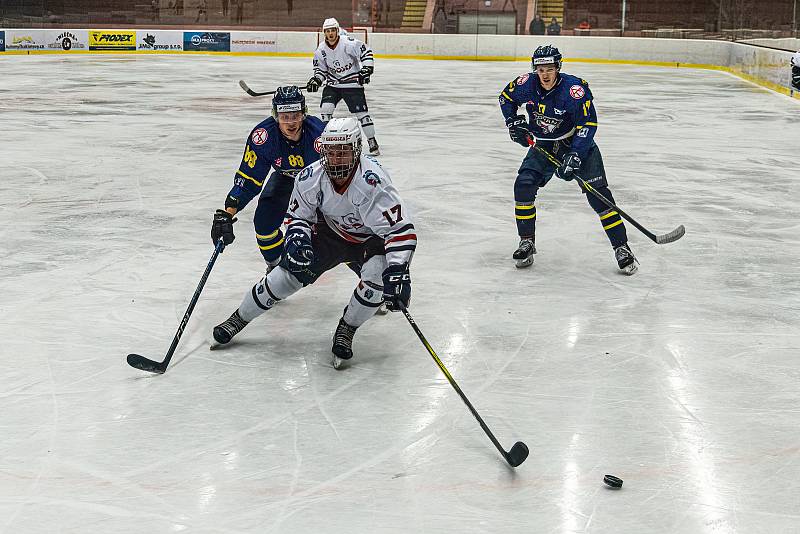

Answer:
[382,263,411,312]
[792,66,800,90]
[555,152,582,181]
[211,209,237,246]
[358,66,374,85]
[306,76,321,93]
[284,230,316,283]
[506,115,531,147]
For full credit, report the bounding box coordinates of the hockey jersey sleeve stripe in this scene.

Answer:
[386,233,417,243]
[501,91,513,102]
[237,169,264,187]
[385,244,417,253]
[385,223,415,237]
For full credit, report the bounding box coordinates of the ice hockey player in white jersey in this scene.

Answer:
[306,17,381,156]
[212,118,416,369]
[791,50,800,90]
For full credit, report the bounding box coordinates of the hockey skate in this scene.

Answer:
[367,137,380,156]
[512,238,536,268]
[614,243,638,275]
[331,317,357,369]
[213,310,249,345]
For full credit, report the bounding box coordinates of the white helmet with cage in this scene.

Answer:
[319,117,362,185]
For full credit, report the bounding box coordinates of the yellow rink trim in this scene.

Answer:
[2,49,797,100]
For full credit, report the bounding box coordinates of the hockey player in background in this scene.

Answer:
[211,86,324,270]
[212,118,416,369]
[792,50,800,91]
[499,45,638,275]
[305,17,381,156]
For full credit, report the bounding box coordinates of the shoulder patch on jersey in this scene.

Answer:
[313,137,322,154]
[298,167,312,182]
[569,85,585,100]
[516,73,530,85]
[251,128,268,145]
[363,170,381,187]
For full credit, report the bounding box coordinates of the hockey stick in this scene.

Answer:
[238,80,309,97]
[127,239,225,374]
[529,140,685,244]
[397,302,529,468]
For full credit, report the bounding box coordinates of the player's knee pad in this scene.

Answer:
[238,267,302,322]
[355,111,373,127]
[514,173,540,201]
[320,102,335,121]
[342,256,386,328]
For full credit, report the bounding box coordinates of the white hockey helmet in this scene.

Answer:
[322,18,340,31]
[319,117,362,185]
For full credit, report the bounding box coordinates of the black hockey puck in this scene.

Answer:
[603,475,623,488]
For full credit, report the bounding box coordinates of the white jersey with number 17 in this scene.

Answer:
[286,155,416,267]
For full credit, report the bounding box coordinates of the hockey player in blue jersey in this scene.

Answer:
[211,85,325,269]
[499,45,637,275]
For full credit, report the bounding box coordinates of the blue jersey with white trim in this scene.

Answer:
[499,72,598,159]
[226,116,325,210]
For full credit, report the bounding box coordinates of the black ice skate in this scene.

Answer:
[331,317,357,369]
[512,238,536,268]
[614,243,638,275]
[213,310,249,345]
[367,137,380,156]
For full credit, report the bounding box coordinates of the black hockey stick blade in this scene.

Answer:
[238,80,275,97]
[127,353,167,374]
[506,441,530,467]
[656,224,685,244]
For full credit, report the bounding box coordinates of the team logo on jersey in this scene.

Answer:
[340,213,364,230]
[364,170,381,187]
[298,167,313,182]
[531,112,563,135]
[516,73,529,85]
[577,128,589,138]
[569,85,585,99]
[274,157,282,166]
[313,138,322,153]
[251,128,268,145]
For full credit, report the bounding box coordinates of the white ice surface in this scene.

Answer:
[1,55,799,534]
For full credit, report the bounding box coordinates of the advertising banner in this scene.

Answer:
[89,30,136,51]
[3,29,47,51]
[183,32,230,52]
[230,31,278,53]
[137,30,183,51]
[0,31,5,52]
[45,30,88,52]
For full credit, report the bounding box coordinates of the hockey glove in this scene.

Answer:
[306,76,321,93]
[284,230,316,284]
[382,264,411,312]
[792,66,800,91]
[358,66,374,85]
[555,152,582,181]
[506,115,531,147]
[211,209,237,246]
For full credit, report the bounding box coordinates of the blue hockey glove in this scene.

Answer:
[556,152,582,181]
[306,76,321,93]
[506,115,531,147]
[284,230,315,283]
[382,264,411,312]
[358,66,373,85]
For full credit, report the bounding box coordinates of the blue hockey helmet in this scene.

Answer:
[532,45,563,70]
[271,85,307,117]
